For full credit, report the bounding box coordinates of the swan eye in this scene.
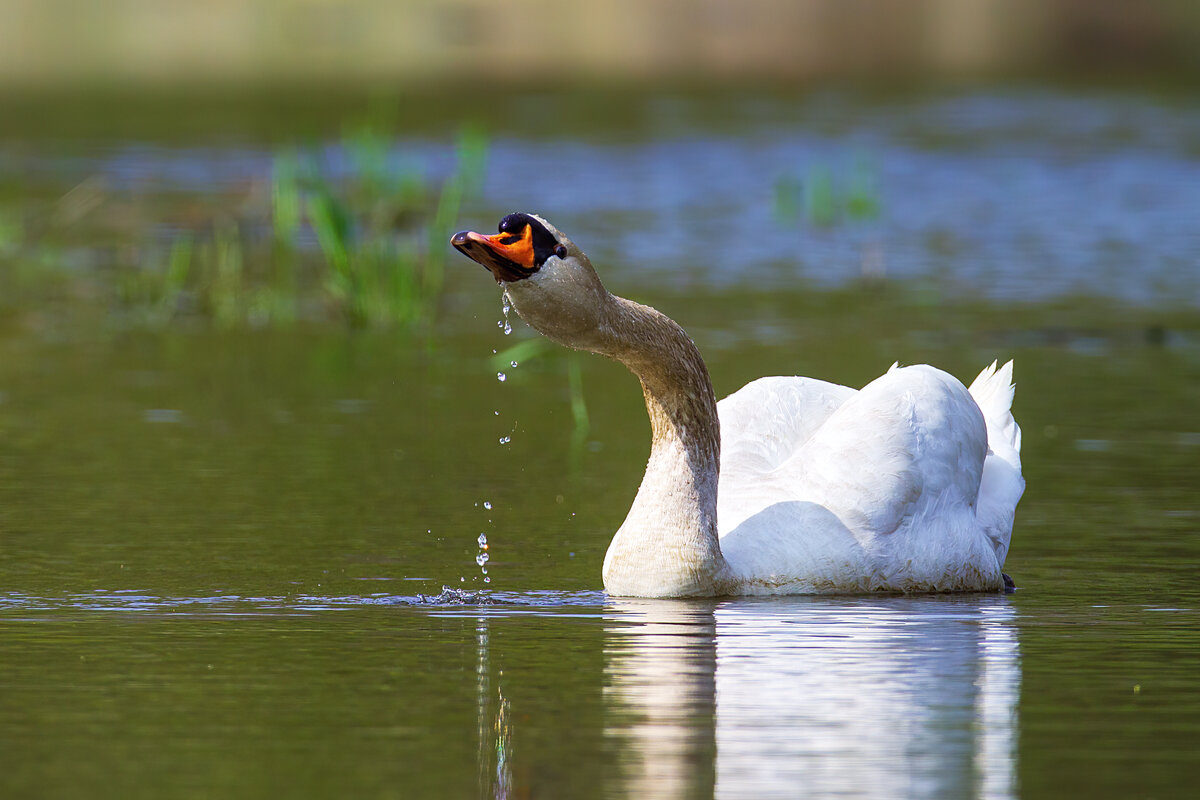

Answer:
[554,244,567,259]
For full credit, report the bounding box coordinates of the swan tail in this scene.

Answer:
[968,360,1022,461]
[968,360,1024,567]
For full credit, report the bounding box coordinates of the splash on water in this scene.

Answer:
[415,586,498,605]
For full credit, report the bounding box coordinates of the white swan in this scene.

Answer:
[452,213,1024,598]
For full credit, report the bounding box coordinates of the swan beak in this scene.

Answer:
[451,227,536,284]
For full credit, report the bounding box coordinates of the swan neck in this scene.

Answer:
[599,296,727,597]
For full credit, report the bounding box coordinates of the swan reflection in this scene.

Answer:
[605,597,1019,799]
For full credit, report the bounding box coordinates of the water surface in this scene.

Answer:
[1,87,1199,798]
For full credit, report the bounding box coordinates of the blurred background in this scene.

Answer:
[2,0,1199,87]
[2,2,1199,799]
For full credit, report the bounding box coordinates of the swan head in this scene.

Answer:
[451,213,612,349]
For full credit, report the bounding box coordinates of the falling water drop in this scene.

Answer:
[499,436,511,445]
[483,501,492,510]
[500,292,514,335]
[510,360,518,368]
[476,552,490,567]
[496,372,507,382]
[478,532,488,547]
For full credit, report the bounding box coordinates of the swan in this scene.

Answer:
[451,213,1024,598]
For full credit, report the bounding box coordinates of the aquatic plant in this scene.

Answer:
[288,123,488,329]
[774,154,881,228]
[155,234,193,324]
[90,120,488,331]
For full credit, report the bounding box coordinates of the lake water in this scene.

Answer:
[1,87,1198,798]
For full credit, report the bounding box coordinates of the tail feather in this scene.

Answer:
[968,360,1024,568]
[968,359,1022,459]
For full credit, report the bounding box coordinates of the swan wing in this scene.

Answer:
[791,365,988,539]
[717,365,1009,591]
[717,376,856,533]
[717,367,988,539]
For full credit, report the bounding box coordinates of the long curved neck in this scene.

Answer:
[596,295,728,597]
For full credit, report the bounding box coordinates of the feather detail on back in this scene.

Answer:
[713,363,1021,593]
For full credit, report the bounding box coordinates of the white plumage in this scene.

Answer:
[453,213,1025,597]
[717,361,1024,593]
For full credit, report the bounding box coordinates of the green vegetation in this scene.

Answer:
[0,120,489,332]
[774,154,881,228]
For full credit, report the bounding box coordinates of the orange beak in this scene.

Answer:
[451,225,537,283]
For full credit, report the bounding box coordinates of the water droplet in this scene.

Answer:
[478,532,488,547]
[483,501,492,510]
[497,320,504,329]
[498,292,515,335]
[483,576,491,583]
[510,360,518,368]
[496,372,507,382]
[493,410,500,416]
[476,552,490,567]
[499,436,511,445]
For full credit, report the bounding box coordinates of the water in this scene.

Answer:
[6,89,1199,309]
[2,87,1199,797]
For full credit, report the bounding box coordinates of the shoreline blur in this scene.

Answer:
[2,0,1198,90]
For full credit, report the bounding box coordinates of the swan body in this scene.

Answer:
[452,213,1024,598]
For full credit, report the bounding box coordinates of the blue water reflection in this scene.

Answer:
[10,90,1199,306]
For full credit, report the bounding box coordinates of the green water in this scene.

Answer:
[2,87,1200,798]
[2,284,1198,798]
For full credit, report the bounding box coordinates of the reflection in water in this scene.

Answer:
[476,619,513,799]
[605,598,1020,799]
[604,600,719,799]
